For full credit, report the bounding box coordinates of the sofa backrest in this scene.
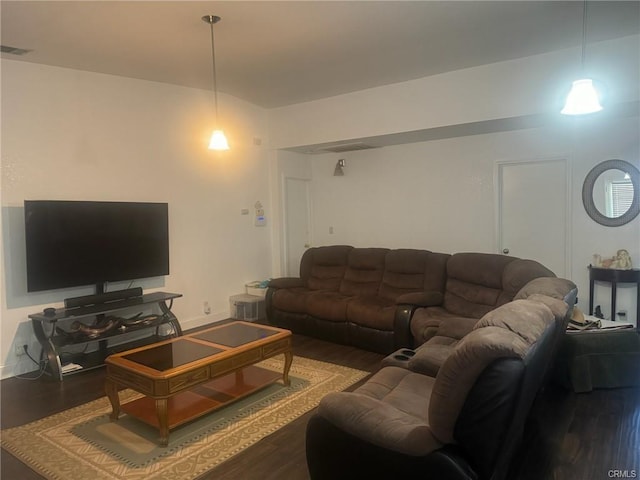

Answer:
[378,250,449,302]
[301,246,450,300]
[443,253,555,318]
[300,245,353,291]
[339,248,389,296]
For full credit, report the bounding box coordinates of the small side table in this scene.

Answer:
[588,266,640,324]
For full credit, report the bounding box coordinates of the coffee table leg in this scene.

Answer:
[105,379,120,421]
[283,351,293,386]
[156,398,169,446]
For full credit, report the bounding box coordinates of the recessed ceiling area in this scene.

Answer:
[2,1,639,109]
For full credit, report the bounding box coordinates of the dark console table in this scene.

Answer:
[588,266,640,324]
[29,292,182,381]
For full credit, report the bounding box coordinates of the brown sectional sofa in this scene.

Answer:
[266,245,578,355]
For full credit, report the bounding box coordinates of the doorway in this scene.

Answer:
[496,158,571,277]
[283,177,312,276]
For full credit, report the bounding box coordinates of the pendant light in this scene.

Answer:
[202,15,229,150]
[561,0,603,115]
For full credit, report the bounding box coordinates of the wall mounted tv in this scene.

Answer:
[24,200,169,293]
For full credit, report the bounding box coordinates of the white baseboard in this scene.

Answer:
[179,311,228,331]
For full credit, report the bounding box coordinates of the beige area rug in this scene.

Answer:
[1,356,368,480]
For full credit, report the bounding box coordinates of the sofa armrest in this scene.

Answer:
[396,291,444,307]
[408,344,455,377]
[394,292,444,348]
[394,305,417,349]
[268,277,305,289]
[265,277,304,325]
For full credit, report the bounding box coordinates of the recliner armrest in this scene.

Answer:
[268,277,305,289]
[393,293,444,349]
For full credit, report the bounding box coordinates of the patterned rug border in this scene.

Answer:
[1,356,368,480]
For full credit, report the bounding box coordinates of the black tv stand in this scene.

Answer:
[29,291,182,381]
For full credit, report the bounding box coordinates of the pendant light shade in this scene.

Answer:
[202,15,229,150]
[208,129,230,150]
[561,0,603,115]
[561,79,602,115]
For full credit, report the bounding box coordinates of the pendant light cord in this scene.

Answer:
[581,0,588,69]
[209,21,219,122]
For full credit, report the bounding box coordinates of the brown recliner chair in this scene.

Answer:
[306,294,570,480]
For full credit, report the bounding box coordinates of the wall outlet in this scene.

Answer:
[15,343,26,356]
[203,301,211,315]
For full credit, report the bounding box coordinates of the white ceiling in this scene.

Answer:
[1,1,639,109]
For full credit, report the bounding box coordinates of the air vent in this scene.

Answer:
[1,45,32,56]
[322,143,378,153]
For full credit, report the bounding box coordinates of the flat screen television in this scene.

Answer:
[24,200,169,293]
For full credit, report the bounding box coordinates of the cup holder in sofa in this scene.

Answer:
[382,348,416,369]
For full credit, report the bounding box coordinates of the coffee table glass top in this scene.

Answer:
[192,322,278,347]
[122,339,223,371]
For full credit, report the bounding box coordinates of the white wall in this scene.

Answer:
[1,60,272,377]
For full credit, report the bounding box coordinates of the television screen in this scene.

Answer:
[24,200,169,292]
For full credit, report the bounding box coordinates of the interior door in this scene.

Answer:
[497,158,570,277]
[284,177,311,276]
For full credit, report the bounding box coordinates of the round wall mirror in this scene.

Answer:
[582,159,640,227]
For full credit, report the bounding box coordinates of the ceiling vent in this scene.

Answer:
[1,45,32,56]
[321,142,378,153]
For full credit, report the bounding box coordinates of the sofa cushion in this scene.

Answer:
[378,250,448,302]
[437,316,479,340]
[339,248,389,296]
[306,291,351,322]
[428,299,555,444]
[443,253,515,318]
[409,307,467,345]
[302,245,353,291]
[442,254,555,319]
[317,366,441,456]
[502,259,556,298]
[346,296,396,330]
[271,287,313,313]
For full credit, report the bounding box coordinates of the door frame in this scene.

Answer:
[281,175,313,276]
[494,156,573,277]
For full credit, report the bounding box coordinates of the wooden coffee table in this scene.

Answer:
[104,321,292,446]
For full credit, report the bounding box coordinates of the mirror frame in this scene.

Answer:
[582,159,640,227]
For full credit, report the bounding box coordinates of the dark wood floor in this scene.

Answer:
[2,331,639,480]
